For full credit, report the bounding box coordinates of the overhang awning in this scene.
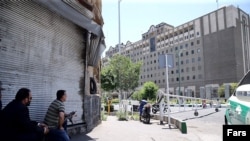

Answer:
[35,0,104,37]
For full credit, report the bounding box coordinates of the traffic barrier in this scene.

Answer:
[152,115,187,134]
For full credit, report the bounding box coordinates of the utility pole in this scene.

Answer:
[118,0,122,54]
[216,0,219,9]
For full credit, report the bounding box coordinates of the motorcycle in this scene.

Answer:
[140,104,151,124]
[152,103,171,114]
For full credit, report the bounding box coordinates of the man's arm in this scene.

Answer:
[58,111,65,130]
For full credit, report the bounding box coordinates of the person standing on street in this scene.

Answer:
[0,88,49,141]
[44,90,70,141]
[139,99,147,121]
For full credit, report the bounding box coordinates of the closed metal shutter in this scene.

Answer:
[0,1,85,123]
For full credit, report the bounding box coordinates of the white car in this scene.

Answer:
[225,70,250,125]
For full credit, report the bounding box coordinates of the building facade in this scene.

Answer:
[0,0,105,135]
[103,5,250,100]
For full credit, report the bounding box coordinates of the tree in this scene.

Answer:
[230,83,238,94]
[101,54,142,98]
[131,89,143,100]
[101,67,116,92]
[141,81,159,101]
[218,83,238,97]
[218,84,225,97]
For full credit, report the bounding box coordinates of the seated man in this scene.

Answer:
[0,88,49,141]
[44,90,71,141]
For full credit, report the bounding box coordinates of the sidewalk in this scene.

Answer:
[70,108,224,141]
[70,116,122,141]
[70,115,173,141]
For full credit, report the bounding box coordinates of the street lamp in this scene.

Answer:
[118,0,122,54]
[118,0,122,113]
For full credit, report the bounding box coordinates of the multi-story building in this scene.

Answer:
[103,5,250,100]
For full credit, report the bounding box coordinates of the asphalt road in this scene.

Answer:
[71,107,226,141]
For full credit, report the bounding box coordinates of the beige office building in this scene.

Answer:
[103,5,250,99]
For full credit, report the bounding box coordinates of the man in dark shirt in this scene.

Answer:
[0,88,49,141]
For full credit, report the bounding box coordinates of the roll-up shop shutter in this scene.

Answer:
[0,1,85,124]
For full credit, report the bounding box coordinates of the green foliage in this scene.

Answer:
[101,111,107,121]
[112,98,119,104]
[130,81,158,101]
[101,54,142,96]
[218,83,238,97]
[129,112,140,121]
[218,84,225,97]
[116,110,127,121]
[101,67,116,92]
[230,83,238,94]
[131,89,143,100]
[141,81,159,101]
[101,92,112,104]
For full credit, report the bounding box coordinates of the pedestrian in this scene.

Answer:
[139,99,147,121]
[210,101,213,108]
[0,88,49,141]
[44,90,71,141]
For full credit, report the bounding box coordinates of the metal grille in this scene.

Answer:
[0,1,85,123]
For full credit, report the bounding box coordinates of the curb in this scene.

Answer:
[152,115,187,134]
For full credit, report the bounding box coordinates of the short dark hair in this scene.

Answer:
[56,90,66,100]
[15,88,30,101]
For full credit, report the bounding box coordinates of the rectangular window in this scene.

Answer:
[197,48,200,53]
[192,66,195,71]
[198,57,201,61]
[198,74,202,79]
[150,37,156,52]
[193,75,195,79]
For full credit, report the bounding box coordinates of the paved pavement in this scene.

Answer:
[71,107,225,141]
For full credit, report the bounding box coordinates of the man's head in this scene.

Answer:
[15,88,32,106]
[56,90,67,102]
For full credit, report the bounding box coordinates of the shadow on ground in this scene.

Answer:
[71,133,98,141]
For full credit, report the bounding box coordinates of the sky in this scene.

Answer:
[101,0,250,57]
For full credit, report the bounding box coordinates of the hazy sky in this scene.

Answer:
[102,0,250,57]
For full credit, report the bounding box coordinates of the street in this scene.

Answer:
[71,107,225,141]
